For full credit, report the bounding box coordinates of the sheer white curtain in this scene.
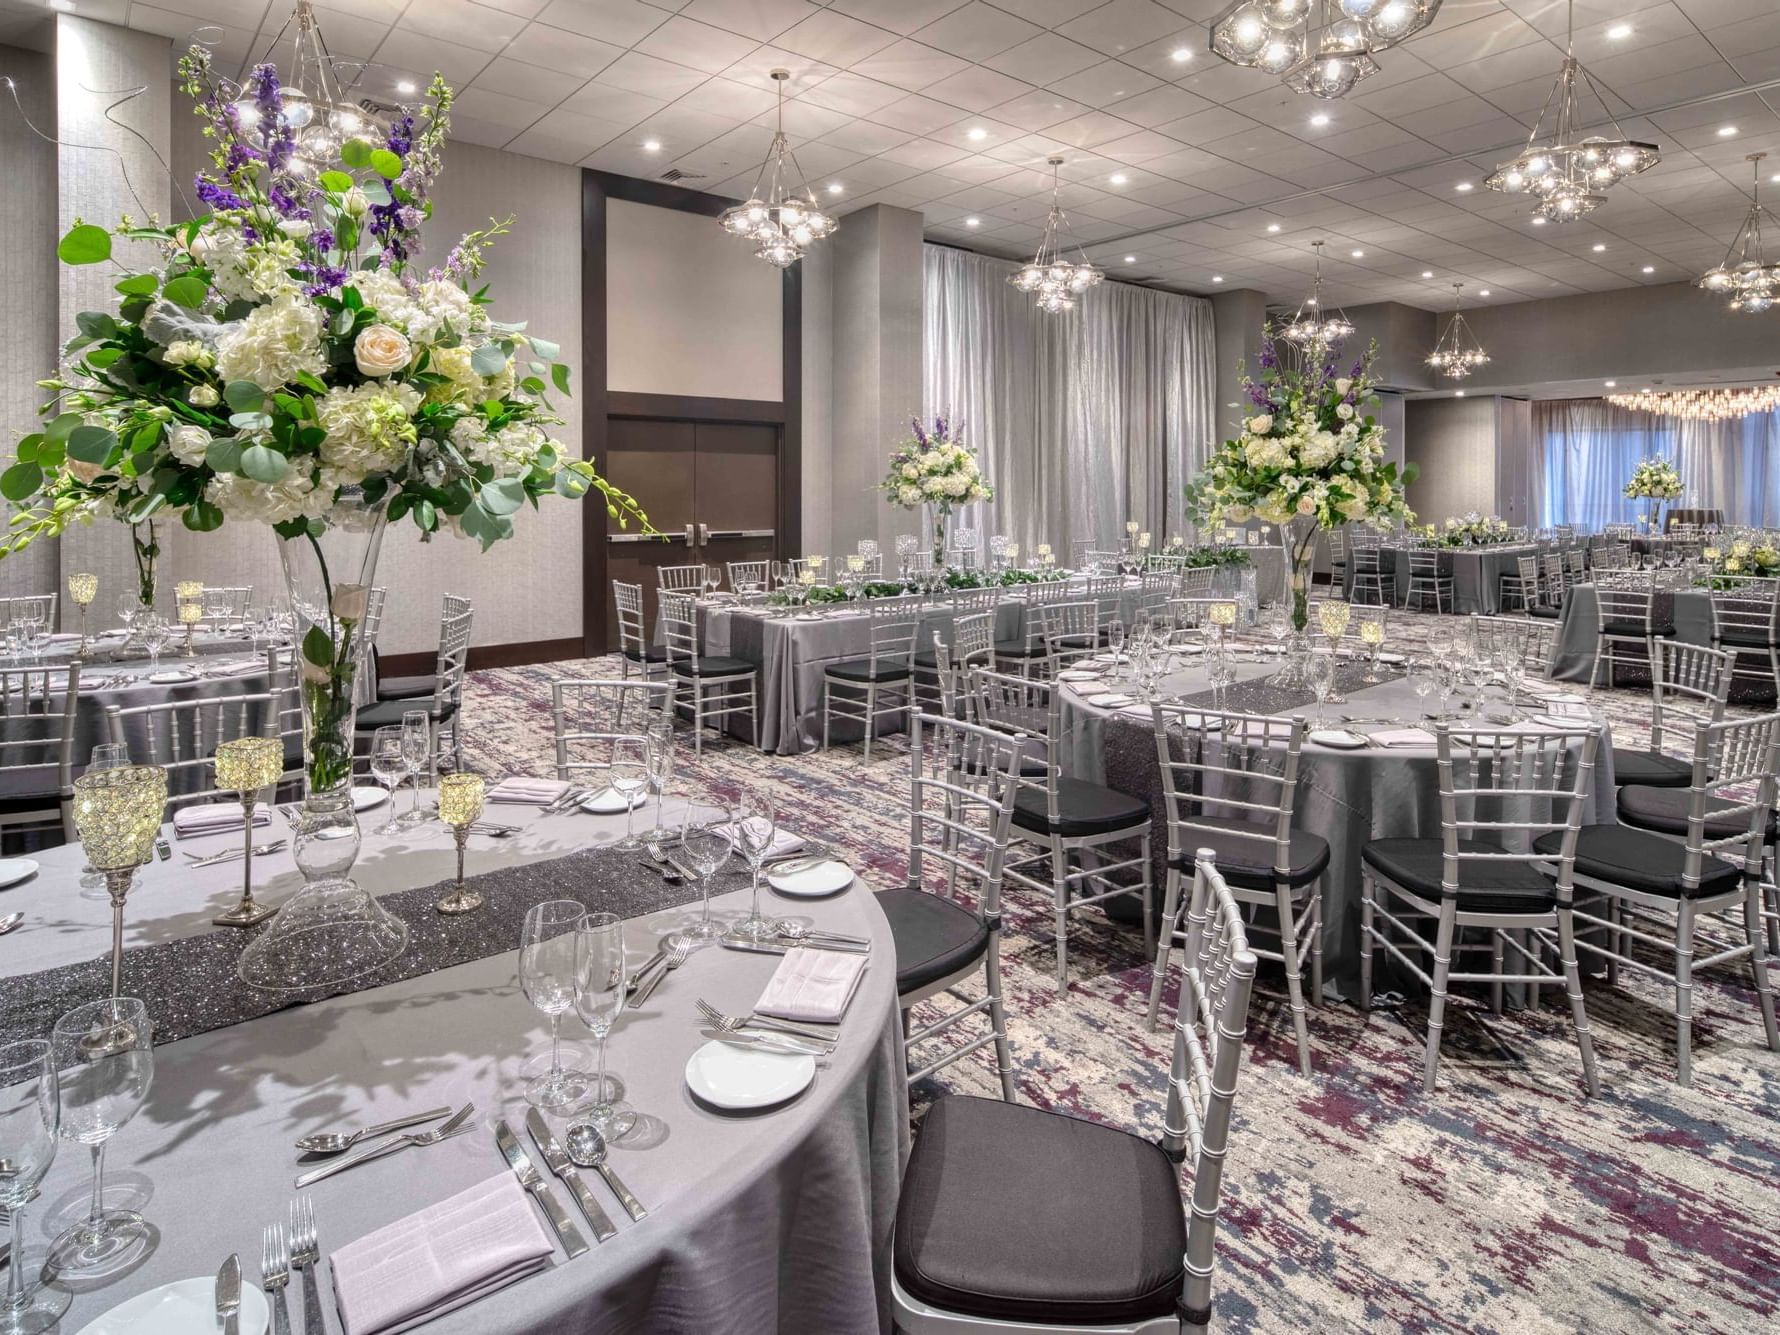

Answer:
[1534,398,1780,527]
[923,245,1216,553]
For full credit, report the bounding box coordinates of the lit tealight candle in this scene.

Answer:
[176,579,204,601]
[436,772,487,915]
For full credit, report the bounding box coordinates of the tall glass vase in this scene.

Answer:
[118,521,160,655]
[929,504,948,569]
[1274,515,1322,688]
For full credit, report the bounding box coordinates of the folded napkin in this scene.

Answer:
[172,802,270,839]
[1068,681,1112,697]
[47,632,83,644]
[756,946,867,1024]
[485,776,571,806]
[714,823,804,859]
[1370,727,1437,748]
[1096,693,1136,708]
[331,1173,554,1335]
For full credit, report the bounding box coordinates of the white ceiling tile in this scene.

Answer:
[1058,0,1192,56]
[507,106,628,160]
[443,113,518,150]
[820,118,919,154]
[985,32,1104,85]
[395,0,527,52]
[453,86,553,131]
[869,92,970,134]
[921,64,1036,111]
[533,0,674,46]
[633,15,759,73]
[1047,59,1163,107]
[799,70,910,116]
[720,44,841,91]
[674,75,778,118]
[560,79,668,124]
[827,0,973,35]
[467,56,589,105]
[911,1,1043,61]
[775,7,900,65]
[594,49,708,99]
[875,136,973,169]
[500,22,625,76]
[848,38,972,91]
[679,0,827,42]
[370,27,495,84]
[984,87,1095,130]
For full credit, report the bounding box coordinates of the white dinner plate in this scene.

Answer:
[768,860,854,897]
[1308,729,1369,750]
[351,785,390,813]
[1096,693,1136,708]
[0,858,39,889]
[1091,653,1129,665]
[1056,669,1101,682]
[1175,642,1207,654]
[1376,651,1407,664]
[685,1038,815,1111]
[77,1277,270,1335]
[147,670,196,684]
[581,787,646,815]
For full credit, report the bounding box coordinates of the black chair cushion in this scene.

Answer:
[621,644,668,663]
[1013,778,1149,838]
[1534,826,1746,899]
[876,888,989,994]
[826,657,912,684]
[1361,836,1557,914]
[1617,784,1777,843]
[992,638,1046,658]
[1168,814,1329,889]
[669,655,755,678]
[894,1094,1185,1326]
[1611,748,1693,788]
[354,697,457,731]
[1601,619,1675,637]
[913,649,940,670]
[1718,627,1778,649]
[375,674,436,702]
[1527,604,1562,620]
[0,764,58,816]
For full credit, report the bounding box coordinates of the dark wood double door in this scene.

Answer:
[603,416,779,649]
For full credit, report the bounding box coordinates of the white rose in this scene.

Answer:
[1336,403,1355,420]
[169,424,212,465]
[330,582,370,622]
[189,384,220,407]
[1247,414,1273,434]
[1296,496,1316,515]
[341,187,371,218]
[278,218,313,240]
[163,340,212,368]
[1334,378,1352,395]
[353,324,411,377]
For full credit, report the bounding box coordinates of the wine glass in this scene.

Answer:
[1409,659,1438,719]
[1358,612,1386,683]
[114,593,138,635]
[138,616,169,670]
[0,1039,66,1335]
[48,997,153,1276]
[728,796,779,943]
[678,797,734,940]
[642,726,674,844]
[367,726,409,835]
[703,565,723,600]
[399,709,431,825]
[1311,652,1338,724]
[572,912,635,1135]
[1106,619,1125,666]
[520,900,593,1111]
[608,737,650,851]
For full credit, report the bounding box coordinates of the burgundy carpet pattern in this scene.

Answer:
[453,618,1780,1333]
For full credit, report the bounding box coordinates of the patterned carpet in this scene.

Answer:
[455,610,1780,1334]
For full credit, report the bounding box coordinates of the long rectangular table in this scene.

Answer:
[1345,541,1581,616]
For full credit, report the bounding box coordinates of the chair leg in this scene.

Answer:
[1556,907,1601,1097]
[1675,901,1696,1087]
[1139,834,1154,964]
[863,683,875,764]
[821,679,831,752]
[1308,880,1324,1007]
[1744,883,1780,1054]
[1490,930,1505,1017]
[1147,866,1183,1031]
[984,933,1017,1103]
[1421,909,1457,1094]
[692,683,705,758]
[1359,872,1376,1009]
[1050,838,1071,995]
[1275,883,1312,1077]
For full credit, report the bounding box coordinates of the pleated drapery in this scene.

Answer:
[922,245,1216,554]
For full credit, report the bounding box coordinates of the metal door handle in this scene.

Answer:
[609,532,678,544]
[685,523,697,547]
[705,529,776,540]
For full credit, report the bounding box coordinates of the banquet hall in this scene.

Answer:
[2,0,1780,1331]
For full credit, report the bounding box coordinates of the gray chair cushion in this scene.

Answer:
[826,658,912,684]
[1616,784,1777,843]
[1611,748,1693,789]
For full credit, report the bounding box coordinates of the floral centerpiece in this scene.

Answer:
[1185,329,1414,655]
[880,414,992,563]
[1624,457,1683,531]
[1419,513,1512,546]
[1701,537,1780,582]
[0,48,646,865]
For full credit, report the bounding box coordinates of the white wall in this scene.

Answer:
[1405,396,1501,522]
[606,199,781,401]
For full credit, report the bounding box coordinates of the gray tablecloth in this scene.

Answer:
[0,795,906,1334]
[1548,585,1718,686]
[1056,654,1616,999]
[1349,543,1562,615]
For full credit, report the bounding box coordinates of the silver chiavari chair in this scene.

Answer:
[0,663,81,844]
[658,564,707,593]
[1589,578,1671,690]
[201,586,254,621]
[1570,713,1780,1086]
[1708,575,1780,697]
[1179,565,1216,597]
[377,592,472,703]
[1325,528,1349,594]
[1349,545,1394,607]
[726,561,771,600]
[1404,549,1452,613]
[993,579,1074,676]
[1609,639,1731,790]
[354,602,474,778]
[889,848,1255,1335]
[263,647,307,791]
[1147,705,1325,1075]
[612,580,668,689]
[822,597,920,763]
[1039,600,1100,672]
[1500,554,1539,613]
[550,678,672,786]
[660,590,757,755]
[971,668,1153,994]
[105,690,281,815]
[1360,721,1604,1095]
[917,612,994,716]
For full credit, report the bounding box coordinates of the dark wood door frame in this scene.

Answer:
[580,170,802,658]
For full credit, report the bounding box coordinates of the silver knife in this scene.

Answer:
[523,1110,617,1242]
[719,937,868,956]
[215,1252,242,1335]
[493,1118,588,1258]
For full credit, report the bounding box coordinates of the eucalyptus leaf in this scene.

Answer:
[470,342,508,377]
[317,170,353,193]
[114,273,159,297]
[224,380,266,412]
[183,498,224,532]
[239,444,288,483]
[57,224,111,265]
[204,438,242,473]
[65,425,117,465]
[340,138,373,169]
[479,477,526,516]
[527,336,560,361]
[1,462,43,502]
[161,274,209,309]
[76,311,117,340]
[551,362,572,397]
[369,148,403,180]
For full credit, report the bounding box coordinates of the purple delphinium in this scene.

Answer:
[911,416,928,447]
[1245,380,1275,412]
[934,413,949,443]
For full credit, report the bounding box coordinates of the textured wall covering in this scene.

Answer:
[800,243,834,559]
[1405,395,1500,523]
[0,42,58,603]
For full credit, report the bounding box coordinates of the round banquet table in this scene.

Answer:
[0,794,906,1333]
[1054,650,1618,999]
[1546,583,1774,703]
[1345,540,1583,616]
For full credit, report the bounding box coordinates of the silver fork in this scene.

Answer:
[289,1195,320,1335]
[628,937,689,1008]
[695,998,837,1046]
[293,1103,475,1188]
[262,1221,291,1335]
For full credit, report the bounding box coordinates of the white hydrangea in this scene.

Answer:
[349,271,485,346]
[450,417,546,478]
[215,293,327,390]
[425,345,514,406]
[206,469,327,525]
[315,382,422,486]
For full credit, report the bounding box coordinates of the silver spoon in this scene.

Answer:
[564,1123,647,1221]
[292,1105,453,1156]
[0,912,22,936]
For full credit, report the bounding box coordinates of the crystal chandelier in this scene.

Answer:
[1425,283,1489,379]
[1009,156,1103,314]
[1482,1,1658,222]
[1699,154,1780,313]
[718,70,836,268]
[234,1,396,179]
[1280,241,1353,348]
[1209,1,1442,100]
[1607,387,1780,421]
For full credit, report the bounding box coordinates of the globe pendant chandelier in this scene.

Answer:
[1426,283,1489,379]
[1482,1,1658,222]
[1280,241,1353,349]
[232,1,396,178]
[1008,157,1104,314]
[1209,0,1442,100]
[1699,154,1780,314]
[718,70,836,269]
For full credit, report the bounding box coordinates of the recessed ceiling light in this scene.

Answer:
[1171,47,1192,63]
[1718,125,1738,137]
[1591,243,1606,251]
[1607,23,1632,40]
[1531,216,1547,226]
[1455,390,1466,397]
[827,182,843,195]
[1455,181,1473,192]
[1266,223,1280,233]
[1123,255,1136,263]
[1478,288,1490,296]
[49,0,74,10]
[1604,380,1616,387]
[1421,270,1433,278]
[642,139,661,152]
[965,217,981,227]
[395,79,417,95]
[1211,275,1224,283]
[1110,173,1128,184]
[1310,113,1330,127]
[967,127,987,141]
[1351,249,1364,257]
[1642,265,1655,273]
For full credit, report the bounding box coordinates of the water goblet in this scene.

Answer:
[1311,652,1338,724]
[139,616,169,670]
[572,912,634,1134]
[608,738,650,851]
[678,799,733,941]
[1318,601,1351,703]
[642,726,674,842]
[727,796,779,943]
[398,709,431,825]
[0,1039,65,1335]
[367,726,409,836]
[1409,659,1438,718]
[1106,619,1126,669]
[521,900,593,1112]
[47,998,153,1276]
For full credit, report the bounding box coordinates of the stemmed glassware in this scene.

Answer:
[1318,601,1351,704]
[573,912,635,1135]
[48,998,154,1277]
[608,738,650,851]
[1357,609,1387,683]
[399,709,431,825]
[139,616,169,670]
[520,900,592,1112]
[0,1039,65,1335]
[702,565,723,601]
[77,743,131,896]
[1311,652,1338,725]
[642,725,674,844]
[1106,619,1125,666]
[368,726,410,836]
[1409,659,1438,719]
[727,796,779,943]
[678,798,734,941]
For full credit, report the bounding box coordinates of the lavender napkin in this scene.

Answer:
[172,802,270,839]
[331,1173,555,1335]
[486,776,571,805]
[756,946,866,1024]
